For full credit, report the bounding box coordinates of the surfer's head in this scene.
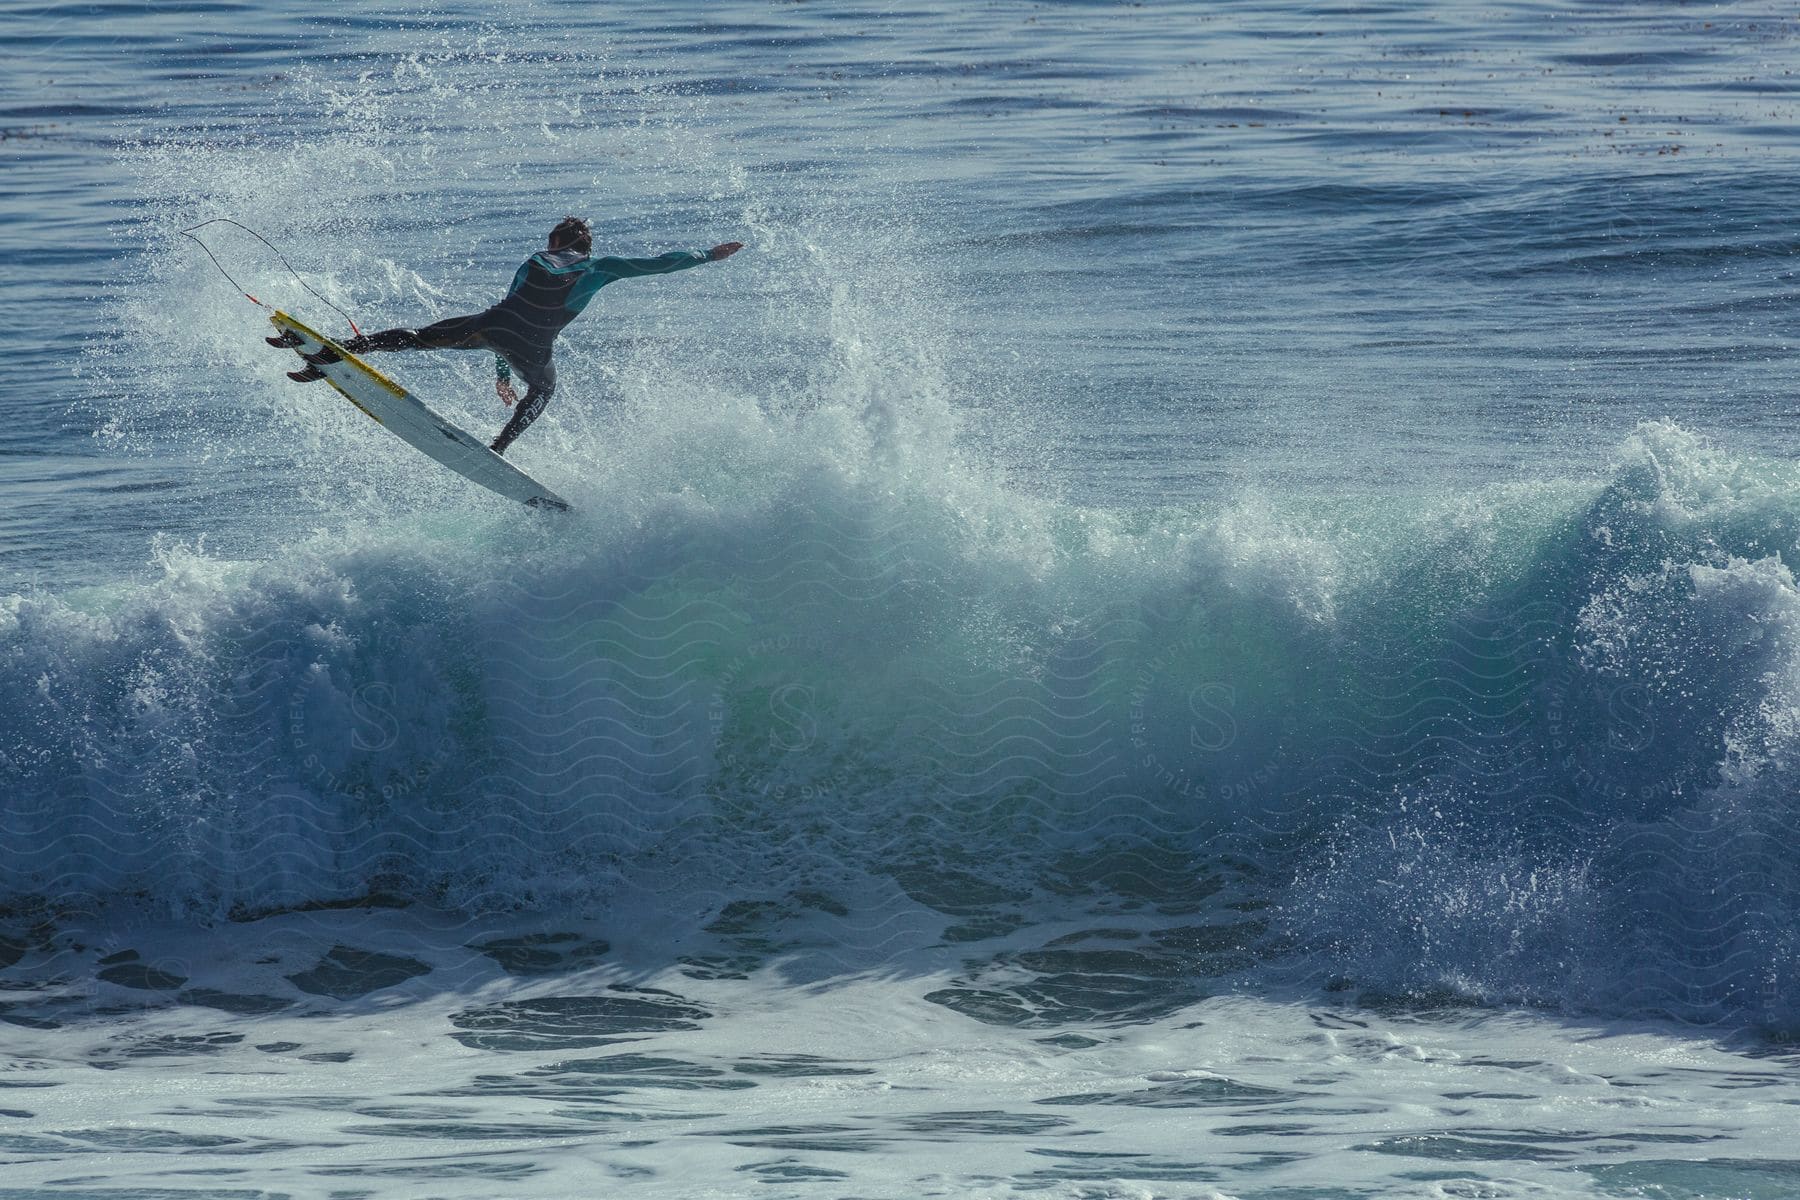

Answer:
[549,216,592,255]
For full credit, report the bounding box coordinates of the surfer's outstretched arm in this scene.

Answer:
[590,249,709,280]
[593,243,743,281]
[566,242,745,310]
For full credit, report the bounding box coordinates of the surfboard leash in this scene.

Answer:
[177,217,362,337]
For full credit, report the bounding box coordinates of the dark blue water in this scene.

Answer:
[4,2,1800,1196]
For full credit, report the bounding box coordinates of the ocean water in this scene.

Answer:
[5,1,1800,1196]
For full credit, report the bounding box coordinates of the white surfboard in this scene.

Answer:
[270,310,571,512]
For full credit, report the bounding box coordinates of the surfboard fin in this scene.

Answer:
[300,346,343,365]
[286,364,326,382]
[265,331,303,348]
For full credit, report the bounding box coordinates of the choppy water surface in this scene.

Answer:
[5,1,1800,1196]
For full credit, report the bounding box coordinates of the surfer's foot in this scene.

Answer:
[488,438,508,456]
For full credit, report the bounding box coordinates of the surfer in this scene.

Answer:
[335,218,744,454]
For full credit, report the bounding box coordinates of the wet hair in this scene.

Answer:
[548,215,592,254]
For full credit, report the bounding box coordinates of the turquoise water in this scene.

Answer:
[4,2,1800,1196]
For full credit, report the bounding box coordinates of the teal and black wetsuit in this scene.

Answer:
[346,246,711,454]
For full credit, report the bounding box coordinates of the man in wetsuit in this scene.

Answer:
[316,217,744,455]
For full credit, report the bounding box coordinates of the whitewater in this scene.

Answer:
[4,2,1800,1196]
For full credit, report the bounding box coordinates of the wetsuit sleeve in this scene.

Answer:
[566,250,709,315]
[591,250,709,279]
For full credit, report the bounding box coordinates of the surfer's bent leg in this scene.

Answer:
[489,362,557,456]
[343,314,488,355]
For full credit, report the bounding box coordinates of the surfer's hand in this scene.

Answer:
[497,379,517,408]
[708,242,744,262]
